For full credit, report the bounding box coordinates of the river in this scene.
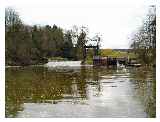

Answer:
[5,61,156,118]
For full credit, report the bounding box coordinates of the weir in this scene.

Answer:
[93,56,127,66]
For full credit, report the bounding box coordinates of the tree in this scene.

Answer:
[75,26,88,63]
[130,6,156,65]
[5,7,24,65]
[62,31,74,59]
[5,8,100,65]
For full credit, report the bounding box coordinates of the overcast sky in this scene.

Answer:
[5,0,155,49]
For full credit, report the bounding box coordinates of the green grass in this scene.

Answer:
[100,49,136,59]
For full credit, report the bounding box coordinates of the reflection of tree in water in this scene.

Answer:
[70,66,88,101]
[6,67,73,117]
[72,66,103,98]
[5,79,24,117]
[90,67,102,97]
[6,66,155,117]
[129,67,156,117]
[6,66,94,117]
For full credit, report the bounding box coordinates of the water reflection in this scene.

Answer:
[5,65,156,118]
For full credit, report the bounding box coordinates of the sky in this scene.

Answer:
[5,0,156,49]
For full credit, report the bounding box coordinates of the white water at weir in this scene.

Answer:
[45,61,81,67]
[44,61,92,68]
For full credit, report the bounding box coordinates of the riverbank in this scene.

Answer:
[6,57,48,66]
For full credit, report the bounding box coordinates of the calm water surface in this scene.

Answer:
[6,61,156,118]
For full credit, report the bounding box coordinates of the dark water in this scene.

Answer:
[5,63,156,118]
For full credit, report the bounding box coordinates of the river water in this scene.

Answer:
[5,61,156,118]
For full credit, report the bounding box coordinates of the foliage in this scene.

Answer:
[5,8,91,65]
[130,6,156,65]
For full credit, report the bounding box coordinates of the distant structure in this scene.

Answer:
[82,36,100,64]
[93,56,140,67]
[82,36,140,67]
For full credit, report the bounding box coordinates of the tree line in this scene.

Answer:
[5,8,90,66]
[130,6,156,66]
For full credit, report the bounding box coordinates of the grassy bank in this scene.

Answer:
[100,49,136,58]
